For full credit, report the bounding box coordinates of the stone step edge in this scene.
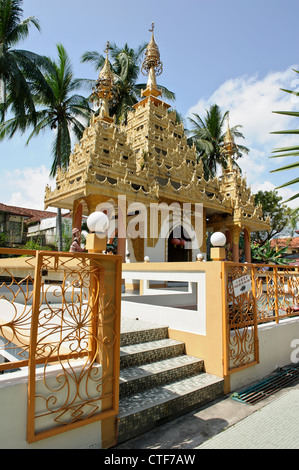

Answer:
[120,355,204,383]
[119,355,204,396]
[116,377,224,443]
[118,374,224,418]
[120,339,185,365]
[120,326,169,347]
[120,338,185,356]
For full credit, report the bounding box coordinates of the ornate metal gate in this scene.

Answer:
[0,249,121,443]
[222,262,259,376]
[222,261,299,376]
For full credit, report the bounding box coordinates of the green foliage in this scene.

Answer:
[0,0,49,129]
[61,225,72,252]
[253,190,299,244]
[25,43,92,177]
[251,240,290,265]
[0,231,7,246]
[187,104,249,180]
[1,43,92,176]
[271,69,299,202]
[1,43,92,251]
[24,237,51,251]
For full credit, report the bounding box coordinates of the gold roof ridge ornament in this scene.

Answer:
[141,23,163,98]
[222,113,236,172]
[91,41,115,122]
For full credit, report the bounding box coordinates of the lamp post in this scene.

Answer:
[86,211,109,253]
[210,232,226,261]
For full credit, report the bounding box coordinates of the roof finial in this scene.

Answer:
[222,112,236,171]
[224,112,234,145]
[104,41,110,56]
[141,23,163,98]
[90,42,114,121]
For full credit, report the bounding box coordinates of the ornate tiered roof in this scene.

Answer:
[44,26,270,235]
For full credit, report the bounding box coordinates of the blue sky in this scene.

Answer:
[1,0,299,209]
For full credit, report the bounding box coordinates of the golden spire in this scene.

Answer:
[141,23,163,98]
[222,113,235,171]
[90,42,114,121]
[224,113,234,146]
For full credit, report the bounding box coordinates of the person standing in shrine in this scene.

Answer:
[70,228,85,252]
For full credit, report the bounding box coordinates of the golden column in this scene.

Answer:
[232,225,241,263]
[244,227,252,263]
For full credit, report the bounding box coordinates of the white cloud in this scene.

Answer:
[187,66,299,148]
[1,165,55,210]
[251,180,298,210]
[239,148,267,182]
[187,66,299,206]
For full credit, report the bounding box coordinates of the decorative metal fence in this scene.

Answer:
[0,248,122,443]
[222,262,299,376]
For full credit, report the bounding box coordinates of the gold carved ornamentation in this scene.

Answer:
[44,26,270,254]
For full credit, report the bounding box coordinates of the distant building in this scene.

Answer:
[270,237,299,255]
[0,203,72,248]
[27,212,73,248]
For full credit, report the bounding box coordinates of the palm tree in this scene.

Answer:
[5,44,92,250]
[0,0,48,127]
[270,69,299,203]
[82,42,175,123]
[188,104,249,180]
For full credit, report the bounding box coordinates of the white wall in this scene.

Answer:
[122,270,207,335]
[230,317,299,391]
[0,364,103,449]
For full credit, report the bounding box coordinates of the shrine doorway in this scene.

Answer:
[167,226,192,262]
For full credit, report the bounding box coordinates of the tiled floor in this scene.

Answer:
[120,317,168,333]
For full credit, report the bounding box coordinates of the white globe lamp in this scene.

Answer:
[210,232,226,247]
[210,232,227,261]
[87,211,109,235]
[86,211,110,253]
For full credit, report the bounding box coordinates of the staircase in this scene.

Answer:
[117,319,224,444]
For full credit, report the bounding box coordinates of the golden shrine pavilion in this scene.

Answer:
[44,26,270,263]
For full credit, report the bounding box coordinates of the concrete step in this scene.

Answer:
[119,354,204,397]
[120,324,169,347]
[117,319,224,445]
[117,373,224,444]
[120,338,185,369]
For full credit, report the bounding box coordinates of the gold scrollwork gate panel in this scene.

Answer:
[223,261,299,376]
[223,262,259,375]
[26,251,121,443]
[0,249,37,372]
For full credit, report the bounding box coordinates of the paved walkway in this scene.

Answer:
[197,388,299,449]
[117,318,299,450]
[116,382,299,450]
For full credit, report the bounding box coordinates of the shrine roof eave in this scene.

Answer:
[44,182,160,212]
[44,189,86,211]
[207,215,270,233]
[133,95,171,110]
[159,194,232,215]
